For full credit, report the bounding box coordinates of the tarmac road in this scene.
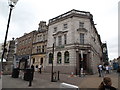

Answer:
[2,71,119,89]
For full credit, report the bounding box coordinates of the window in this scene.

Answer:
[79,22,84,28]
[63,23,68,29]
[40,35,42,41]
[29,37,31,43]
[42,45,44,52]
[53,27,57,33]
[54,37,56,46]
[32,58,35,64]
[37,46,41,53]
[64,34,67,44]
[64,51,69,63]
[37,35,40,42]
[57,52,62,64]
[43,34,45,41]
[58,36,62,46]
[80,33,84,44]
[49,53,53,64]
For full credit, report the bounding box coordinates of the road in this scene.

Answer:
[2,71,119,89]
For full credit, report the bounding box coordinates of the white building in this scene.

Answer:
[46,9,103,74]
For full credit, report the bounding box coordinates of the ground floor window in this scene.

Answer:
[49,53,53,64]
[57,52,62,64]
[64,51,69,63]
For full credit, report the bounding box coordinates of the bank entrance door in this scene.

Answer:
[79,54,87,73]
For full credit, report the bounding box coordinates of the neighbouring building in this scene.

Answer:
[102,43,109,63]
[0,43,3,58]
[46,9,103,74]
[1,38,15,74]
[16,31,36,68]
[31,21,48,70]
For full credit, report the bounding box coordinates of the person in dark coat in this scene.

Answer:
[31,65,34,80]
[29,65,34,86]
[98,77,116,90]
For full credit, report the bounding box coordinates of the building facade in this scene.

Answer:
[31,21,48,70]
[0,38,15,74]
[46,9,103,74]
[16,31,36,68]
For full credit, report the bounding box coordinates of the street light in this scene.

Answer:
[1,0,18,71]
[51,43,54,82]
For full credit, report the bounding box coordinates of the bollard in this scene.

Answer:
[58,71,60,80]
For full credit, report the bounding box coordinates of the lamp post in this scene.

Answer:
[1,0,18,71]
[51,43,54,82]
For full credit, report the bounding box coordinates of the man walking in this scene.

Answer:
[98,64,103,77]
[38,64,42,74]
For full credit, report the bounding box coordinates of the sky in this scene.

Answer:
[0,0,119,60]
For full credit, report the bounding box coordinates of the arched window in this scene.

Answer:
[64,51,69,63]
[49,53,53,64]
[57,52,62,64]
[32,58,35,64]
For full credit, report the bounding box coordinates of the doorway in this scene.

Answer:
[79,54,87,71]
[40,58,43,65]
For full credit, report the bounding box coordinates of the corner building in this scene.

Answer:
[46,9,103,74]
[31,21,48,70]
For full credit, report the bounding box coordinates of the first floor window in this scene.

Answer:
[54,37,56,46]
[64,34,67,44]
[42,45,44,52]
[58,36,62,46]
[37,46,41,53]
[80,33,84,44]
[49,53,53,64]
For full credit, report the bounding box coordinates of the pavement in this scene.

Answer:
[0,78,2,90]
[1,70,119,89]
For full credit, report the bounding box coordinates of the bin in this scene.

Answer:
[12,68,19,78]
[24,68,33,81]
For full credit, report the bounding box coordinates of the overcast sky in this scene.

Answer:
[0,0,119,60]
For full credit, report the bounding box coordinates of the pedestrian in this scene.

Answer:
[98,64,103,77]
[38,64,42,74]
[31,65,35,80]
[29,65,34,87]
[105,65,109,74]
[35,65,38,72]
[98,77,116,90]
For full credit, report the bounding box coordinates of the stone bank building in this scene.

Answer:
[46,9,103,74]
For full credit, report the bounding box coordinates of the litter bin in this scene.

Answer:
[24,68,33,81]
[12,68,19,78]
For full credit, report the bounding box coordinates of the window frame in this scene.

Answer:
[79,22,84,28]
[80,33,84,44]
[64,51,69,63]
[57,52,62,64]
[58,36,62,46]
[63,23,68,29]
